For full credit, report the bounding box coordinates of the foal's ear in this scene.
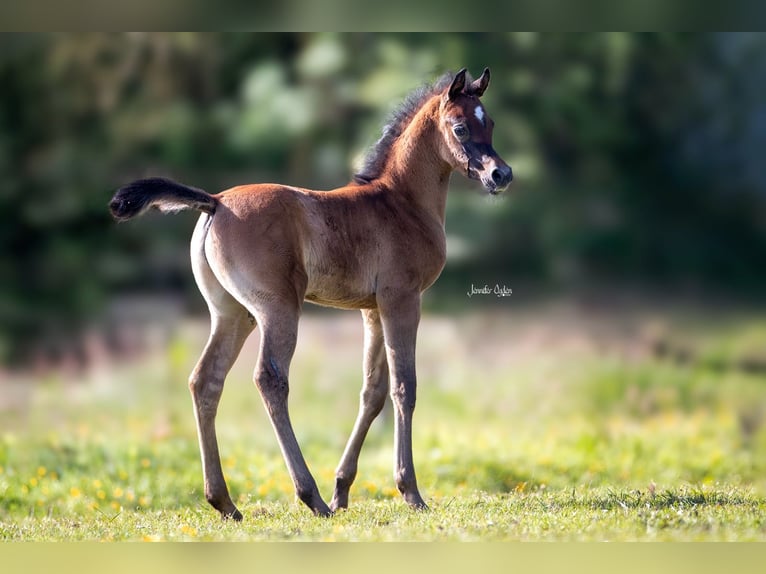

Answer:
[447,68,467,101]
[470,67,490,97]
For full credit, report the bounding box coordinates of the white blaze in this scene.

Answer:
[474,105,485,125]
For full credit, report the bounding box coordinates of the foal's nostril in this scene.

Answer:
[491,166,512,186]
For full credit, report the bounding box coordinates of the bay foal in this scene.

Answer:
[110,68,512,520]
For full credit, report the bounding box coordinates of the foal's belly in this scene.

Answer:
[303,272,378,310]
[304,291,377,310]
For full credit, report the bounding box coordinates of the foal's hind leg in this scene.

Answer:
[253,304,332,517]
[189,311,254,520]
[330,309,388,511]
[189,215,255,520]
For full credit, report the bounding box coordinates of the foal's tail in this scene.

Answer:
[109,177,217,221]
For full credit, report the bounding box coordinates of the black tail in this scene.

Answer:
[109,177,217,221]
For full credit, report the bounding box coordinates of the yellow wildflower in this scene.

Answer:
[382,486,398,498]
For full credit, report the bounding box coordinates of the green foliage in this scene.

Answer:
[3,33,766,364]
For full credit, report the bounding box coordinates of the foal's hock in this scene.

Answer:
[110,68,512,520]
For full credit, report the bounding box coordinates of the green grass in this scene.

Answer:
[1,305,765,541]
[3,488,764,541]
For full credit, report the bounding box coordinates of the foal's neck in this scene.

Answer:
[383,98,452,227]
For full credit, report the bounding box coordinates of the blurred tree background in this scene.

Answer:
[1,32,765,367]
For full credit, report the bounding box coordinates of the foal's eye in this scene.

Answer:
[452,124,469,141]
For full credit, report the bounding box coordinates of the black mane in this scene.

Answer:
[353,72,456,185]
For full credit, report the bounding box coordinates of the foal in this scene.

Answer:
[110,68,512,520]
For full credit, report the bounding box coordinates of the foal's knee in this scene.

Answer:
[189,375,223,415]
[254,365,289,405]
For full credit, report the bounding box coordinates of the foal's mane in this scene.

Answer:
[353,72,457,185]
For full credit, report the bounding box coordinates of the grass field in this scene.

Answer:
[1,299,765,541]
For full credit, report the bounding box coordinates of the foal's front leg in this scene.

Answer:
[254,309,332,517]
[379,293,428,510]
[330,309,389,510]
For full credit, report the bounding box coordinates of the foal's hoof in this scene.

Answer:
[313,504,334,518]
[298,489,334,517]
[221,508,243,522]
[404,494,429,511]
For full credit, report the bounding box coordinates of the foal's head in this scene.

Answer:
[437,68,513,194]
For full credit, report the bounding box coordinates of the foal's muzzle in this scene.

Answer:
[477,161,512,195]
[466,147,513,194]
[490,164,513,190]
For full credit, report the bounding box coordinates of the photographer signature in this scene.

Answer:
[466,284,513,298]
